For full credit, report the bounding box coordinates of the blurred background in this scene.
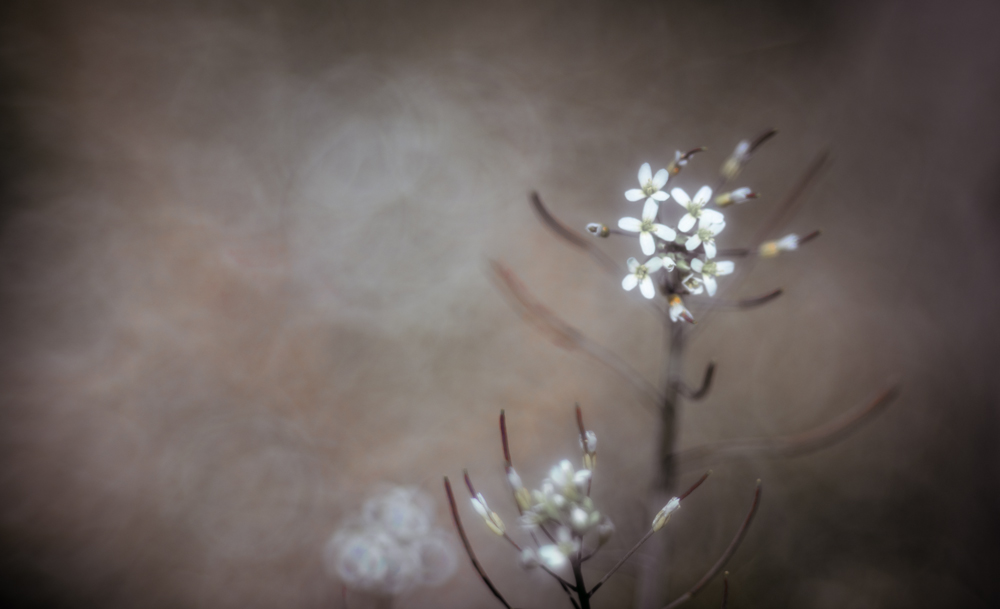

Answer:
[1,0,998,607]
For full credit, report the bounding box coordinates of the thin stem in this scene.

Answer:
[688,289,783,311]
[443,477,512,609]
[491,260,663,407]
[572,557,592,609]
[672,361,716,401]
[530,191,620,275]
[721,572,729,609]
[673,385,899,473]
[500,410,512,467]
[661,481,762,609]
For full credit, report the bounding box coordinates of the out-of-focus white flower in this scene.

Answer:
[690,258,735,297]
[721,140,751,181]
[326,487,457,595]
[625,162,670,203]
[685,218,726,259]
[471,493,505,536]
[672,186,725,233]
[597,518,615,547]
[666,150,688,176]
[580,430,597,470]
[759,234,800,258]
[652,497,681,532]
[715,187,757,207]
[622,256,664,299]
[618,199,677,255]
[668,295,694,324]
[536,526,580,570]
[518,547,539,570]
[585,222,610,237]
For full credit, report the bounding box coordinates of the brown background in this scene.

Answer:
[1,1,998,608]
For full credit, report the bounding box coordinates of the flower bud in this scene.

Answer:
[586,223,610,238]
[652,497,681,532]
[715,187,757,207]
[580,430,597,470]
[758,234,799,258]
[471,493,505,536]
[721,140,751,181]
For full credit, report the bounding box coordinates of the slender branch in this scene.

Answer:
[443,477,512,609]
[672,361,716,401]
[715,229,822,259]
[674,385,899,473]
[590,472,712,597]
[751,153,829,247]
[530,192,620,275]
[490,260,663,407]
[688,289,783,311]
[661,482,763,609]
[572,557,591,609]
[721,572,729,609]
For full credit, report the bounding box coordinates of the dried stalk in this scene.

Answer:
[673,386,899,473]
[661,482,762,609]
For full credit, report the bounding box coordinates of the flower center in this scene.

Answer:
[697,227,714,241]
[703,261,717,275]
[640,218,655,232]
[634,266,648,280]
[642,181,656,195]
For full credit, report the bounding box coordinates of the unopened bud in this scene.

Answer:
[506,467,532,511]
[586,223,610,238]
[652,497,681,532]
[721,140,751,181]
[758,234,799,258]
[715,187,757,207]
[471,493,505,536]
[580,430,597,471]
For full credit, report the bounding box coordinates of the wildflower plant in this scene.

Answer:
[461,130,899,607]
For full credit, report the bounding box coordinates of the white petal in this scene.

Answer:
[618,217,642,232]
[640,277,655,299]
[639,232,655,255]
[694,185,713,205]
[677,213,696,233]
[641,198,659,221]
[622,274,638,291]
[538,545,567,569]
[625,189,646,201]
[686,234,701,251]
[704,240,717,258]
[626,257,639,272]
[691,258,704,272]
[671,188,691,207]
[652,224,676,241]
[734,140,750,157]
[651,190,669,201]
[704,275,717,297]
[701,208,725,225]
[715,260,735,275]
[778,234,799,250]
[652,168,669,189]
[660,255,676,271]
[638,163,652,186]
[645,256,663,272]
[471,497,488,518]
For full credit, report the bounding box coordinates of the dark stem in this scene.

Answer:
[661,482,762,609]
[673,361,715,401]
[572,557,592,609]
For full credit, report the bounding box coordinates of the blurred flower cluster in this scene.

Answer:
[324,486,458,595]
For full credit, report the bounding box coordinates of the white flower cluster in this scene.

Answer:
[614,159,744,314]
[324,487,458,595]
[507,457,612,570]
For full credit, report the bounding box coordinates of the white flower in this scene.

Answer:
[470,493,505,536]
[618,199,677,255]
[652,497,681,532]
[759,234,800,258]
[518,548,539,570]
[536,526,580,569]
[625,162,670,203]
[668,295,694,324]
[596,518,615,547]
[684,217,726,259]
[715,187,757,207]
[507,467,532,512]
[690,258,735,297]
[672,186,725,233]
[681,272,704,295]
[622,256,664,299]
[549,459,592,498]
[721,140,751,180]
